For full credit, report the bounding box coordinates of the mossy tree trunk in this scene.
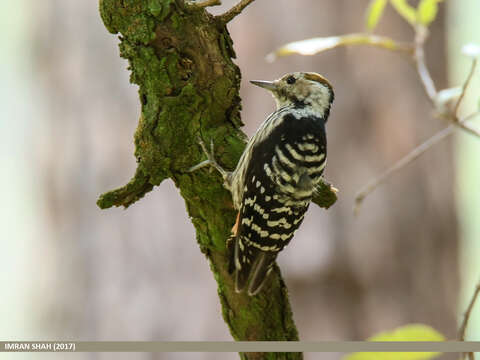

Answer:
[97,1,336,359]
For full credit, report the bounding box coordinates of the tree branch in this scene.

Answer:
[354,22,480,213]
[98,0,336,357]
[354,111,480,213]
[217,0,256,23]
[354,125,452,214]
[97,167,155,209]
[413,26,480,140]
[187,0,222,8]
[266,33,414,62]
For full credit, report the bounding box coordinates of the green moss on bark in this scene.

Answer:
[97,0,336,358]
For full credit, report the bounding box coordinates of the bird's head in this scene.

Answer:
[250,72,334,120]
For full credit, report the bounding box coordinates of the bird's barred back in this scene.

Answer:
[229,106,295,210]
[233,109,327,294]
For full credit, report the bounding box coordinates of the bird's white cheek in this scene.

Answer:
[273,95,288,109]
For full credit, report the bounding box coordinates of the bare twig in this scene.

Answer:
[459,283,480,360]
[266,33,414,62]
[354,112,480,213]
[459,283,480,341]
[354,21,480,213]
[454,58,478,117]
[217,0,256,23]
[412,26,480,140]
[453,120,480,139]
[415,47,437,102]
[414,26,437,102]
[354,125,452,214]
[187,0,222,8]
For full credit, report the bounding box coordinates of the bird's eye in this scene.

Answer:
[286,76,296,85]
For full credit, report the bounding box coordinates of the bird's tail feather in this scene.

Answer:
[233,236,254,293]
[232,236,276,295]
[247,252,276,296]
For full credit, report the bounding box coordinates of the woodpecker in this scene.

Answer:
[190,72,334,295]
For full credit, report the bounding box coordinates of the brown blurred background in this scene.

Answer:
[2,0,480,360]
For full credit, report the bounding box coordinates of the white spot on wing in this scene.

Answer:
[242,217,253,226]
[264,163,272,177]
[251,223,269,238]
[271,207,293,215]
[253,203,265,215]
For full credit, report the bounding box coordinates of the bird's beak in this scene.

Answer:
[250,80,277,91]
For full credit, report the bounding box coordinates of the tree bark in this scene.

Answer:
[97,1,336,359]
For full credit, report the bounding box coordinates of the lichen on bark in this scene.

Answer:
[97,0,336,358]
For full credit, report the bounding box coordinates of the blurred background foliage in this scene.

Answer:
[0,0,479,360]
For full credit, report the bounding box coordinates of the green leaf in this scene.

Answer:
[417,0,443,26]
[343,324,445,360]
[367,324,446,342]
[390,0,417,26]
[365,0,388,31]
[266,33,413,62]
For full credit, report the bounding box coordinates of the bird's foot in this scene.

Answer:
[319,177,339,194]
[189,137,232,186]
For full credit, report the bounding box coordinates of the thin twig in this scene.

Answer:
[414,25,437,102]
[354,20,480,213]
[266,34,414,62]
[459,283,480,360]
[354,125,452,214]
[459,283,480,341]
[186,0,222,8]
[353,112,480,214]
[454,120,480,139]
[415,49,480,139]
[454,58,478,117]
[217,0,256,23]
[412,26,480,141]
[416,48,437,102]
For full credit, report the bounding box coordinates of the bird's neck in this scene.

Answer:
[277,102,329,121]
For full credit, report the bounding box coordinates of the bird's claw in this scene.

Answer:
[189,137,215,172]
[189,137,221,173]
[319,177,339,194]
[189,136,232,189]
